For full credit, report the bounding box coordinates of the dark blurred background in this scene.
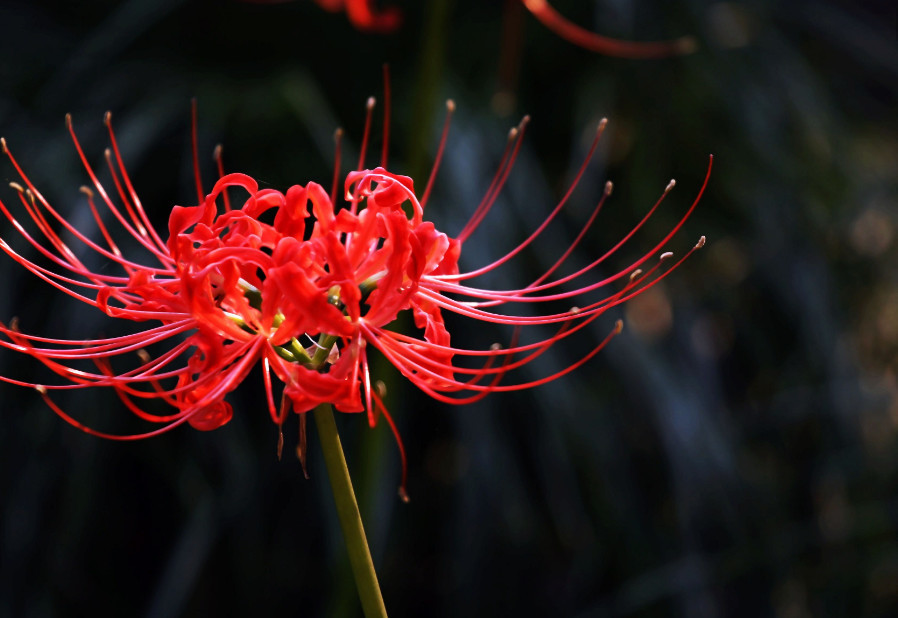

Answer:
[1,0,897,616]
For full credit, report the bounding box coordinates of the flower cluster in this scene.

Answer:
[0,101,709,492]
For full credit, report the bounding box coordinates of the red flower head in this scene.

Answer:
[0,98,710,496]
[245,1,695,57]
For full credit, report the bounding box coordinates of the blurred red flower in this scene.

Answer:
[314,0,401,33]
[243,0,401,33]
[272,0,695,57]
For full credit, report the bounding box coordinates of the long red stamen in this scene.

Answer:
[381,64,391,169]
[357,96,376,172]
[331,128,344,205]
[420,100,456,209]
[521,0,697,58]
[191,99,205,205]
[103,113,170,255]
[458,117,606,277]
[213,144,233,212]
[371,390,409,502]
[457,115,530,243]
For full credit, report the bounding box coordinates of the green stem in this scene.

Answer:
[312,403,387,618]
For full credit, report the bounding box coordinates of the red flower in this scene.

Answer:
[260,0,695,57]
[243,1,694,57]
[314,0,401,33]
[0,100,710,495]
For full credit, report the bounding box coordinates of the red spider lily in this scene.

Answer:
[245,0,694,57]
[0,99,710,497]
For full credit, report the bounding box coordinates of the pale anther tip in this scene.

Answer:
[213,144,222,159]
[629,268,643,282]
[665,179,676,192]
[35,385,47,395]
[597,118,608,132]
[9,182,24,193]
[570,306,581,315]
[446,99,456,112]
[520,114,531,126]
[366,96,376,109]
[695,235,706,249]
[375,379,387,398]
[334,127,344,139]
[137,349,151,363]
[103,111,112,125]
[79,186,94,198]
[614,319,624,334]
[0,137,7,153]
[490,342,502,351]
[604,180,613,195]
[64,113,72,128]
[398,487,410,503]
[660,251,674,261]
[508,127,518,141]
